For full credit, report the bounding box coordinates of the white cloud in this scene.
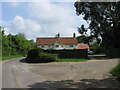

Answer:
[8,2,21,7]
[26,2,88,37]
[2,0,76,2]
[3,2,89,40]
[4,27,11,35]
[0,20,2,26]
[4,16,41,40]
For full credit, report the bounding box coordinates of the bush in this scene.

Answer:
[90,43,106,54]
[26,48,43,58]
[40,52,58,62]
[25,48,58,63]
[111,63,120,81]
[106,48,120,58]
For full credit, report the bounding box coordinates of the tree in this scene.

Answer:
[1,27,36,57]
[90,42,105,54]
[77,35,89,44]
[74,2,120,57]
[17,32,26,39]
[0,27,3,58]
[74,2,120,48]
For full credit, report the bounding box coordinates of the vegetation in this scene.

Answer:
[77,35,89,44]
[46,49,88,59]
[90,43,106,54]
[111,63,120,81]
[58,58,87,62]
[74,2,120,58]
[2,55,23,61]
[1,27,36,60]
[25,48,58,63]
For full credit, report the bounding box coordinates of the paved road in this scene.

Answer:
[2,57,120,88]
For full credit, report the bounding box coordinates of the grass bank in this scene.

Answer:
[1,55,24,61]
[111,63,120,81]
[58,58,87,62]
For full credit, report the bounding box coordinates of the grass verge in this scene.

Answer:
[110,63,120,81]
[57,58,87,62]
[1,55,24,61]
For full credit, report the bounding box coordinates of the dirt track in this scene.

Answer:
[2,57,120,88]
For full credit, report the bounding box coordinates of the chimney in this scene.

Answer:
[58,33,60,38]
[73,33,76,38]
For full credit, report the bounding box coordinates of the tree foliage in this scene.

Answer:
[1,27,36,56]
[90,42,106,54]
[77,35,89,44]
[74,2,120,49]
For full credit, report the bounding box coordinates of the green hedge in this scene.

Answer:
[106,48,120,58]
[45,49,88,59]
[25,48,58,63]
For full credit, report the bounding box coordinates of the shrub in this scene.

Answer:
[26,48,43,58]
[40,52,58,62]
[25,48,58,63]
[111,63,120,81]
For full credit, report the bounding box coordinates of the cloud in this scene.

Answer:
[3,2,89,41]
[8,2,21,7]
[26,2,88,37]
[4,27,11,35]
[2,0,76,2]
[4,16,41,40]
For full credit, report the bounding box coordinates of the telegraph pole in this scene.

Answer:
[9,36,12,56]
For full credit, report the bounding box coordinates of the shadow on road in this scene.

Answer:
[19,58,26,63]
[28,78,120,88]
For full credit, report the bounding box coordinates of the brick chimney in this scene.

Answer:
[58,33,60,38]
[73,33,76,38]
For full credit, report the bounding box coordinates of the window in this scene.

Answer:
[55,45,59,47]
[41,46,44,48]
[70,45,73,47]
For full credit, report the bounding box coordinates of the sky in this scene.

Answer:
[1,1,89,41]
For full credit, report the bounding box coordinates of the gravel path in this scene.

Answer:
[2,57,120,88]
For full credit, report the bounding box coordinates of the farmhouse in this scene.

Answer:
[36,33,78,50]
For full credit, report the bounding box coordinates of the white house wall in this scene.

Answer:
[37,44,77,50]
[53,41,63,50]
[62,44,76,50]
[37,45,52,50]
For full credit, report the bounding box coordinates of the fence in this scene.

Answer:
[44,49,88,59]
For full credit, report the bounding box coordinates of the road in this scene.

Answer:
[2,57,120,88]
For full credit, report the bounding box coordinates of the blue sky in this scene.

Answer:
[1,1,89,40]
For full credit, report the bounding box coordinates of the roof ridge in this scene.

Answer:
[37,37,76,39]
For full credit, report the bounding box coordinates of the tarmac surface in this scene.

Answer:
[2,57,120,88]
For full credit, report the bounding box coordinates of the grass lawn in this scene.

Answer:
[1,55,24,61]
[58,58,87,62]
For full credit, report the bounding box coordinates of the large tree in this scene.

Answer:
[77,35,89,44]
[74,2,120,50]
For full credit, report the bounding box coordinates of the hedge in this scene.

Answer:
[25,48,58,63]
[44,49,88,59]
[106,48,120,58]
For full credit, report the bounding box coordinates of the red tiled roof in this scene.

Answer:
[76,43,89,49]
[36,37,78,45]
